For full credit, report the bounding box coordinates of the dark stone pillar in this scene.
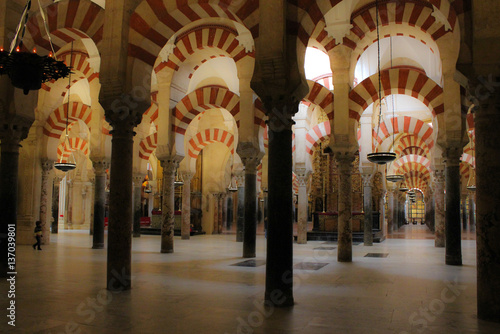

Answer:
[92,160,108,249]
[40,160,54,244]
[265,108,295,307]
[461,195,468,230]
[133,173,143,238]
[476,92,500,322]
[444,147,462,266]
[434,170,445,247]
[362,174,373,246]
[236,172,245,242]
[0,115,33,277]
[105,110,143,291]
[159,158,179,253]
[468,191,475,229]
[335,152,355,262]
[241,154,260,258]
[181,172,193,240]
[52,177,60,234]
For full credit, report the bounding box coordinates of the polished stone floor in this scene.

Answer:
[2,225,500,334]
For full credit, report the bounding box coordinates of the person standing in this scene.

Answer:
[33,221,42,250]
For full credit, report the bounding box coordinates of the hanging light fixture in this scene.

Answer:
[368,0,396,165]
[399,186,409,192]
[0,0,71,94]
[386,173,405,183]
[467,130,476,191]
[54,42,76,172]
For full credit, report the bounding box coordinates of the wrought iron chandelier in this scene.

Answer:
[0,0,71,94]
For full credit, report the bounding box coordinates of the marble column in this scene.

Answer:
[265,107,296,307]
[40,160,54,244]
[52,177,60,234]
[444,147,462,265]
[105,109,143,291]
[181,172,193,240]
[434,170,445,247]
[362,173,374,246]
[335,152,355,262]
[468,191,475,229]
[92,160,108,249]
[461,194,468,230]
[295,170,309,244]
[476,92,500,321]
[219,193,225,233]
[160,159,178,253]
[0,115,33,277]
[241,155,260,258]
[132,173,143,238]
[387,189,395,233]
[67,179,73,229]
[212,193,220,234]
[236,172,245,242]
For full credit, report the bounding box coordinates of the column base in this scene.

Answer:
[446,255,462,266]
[265,292,294,308]
[181,236,190,240]
[133,233,141,238]
[161,249,174,254]
[338,256,352,263]
[243,252,256,258]
[92,243,104,249]
[435,240,445,248]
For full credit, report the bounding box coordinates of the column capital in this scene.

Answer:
[41,159,54,173]
[294,168,311,187]
[160,158,180,174]
[133,173,144,183]
[265,101,299,132]
[92,159,109,176]
[0,114,34,147]
[334,151,356,172]
[361,173,374,187]
[104,103,145,137]
[443,144,463,167]
[433,169,445,183]
[235,171,245,187]
[180,171,194,182]
[237,141,264,173]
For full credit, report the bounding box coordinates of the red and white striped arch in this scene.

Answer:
[154,25,253,73]
[173,86,240,135]
[292,0,457,49]
[139,133,158,161]
[188,128,235,159]
[460,162,471,186]
[306,121,331,155]
[254,99,267,129]
[58,51,99,82]
[129,1,258,66]
[400,170,431,191]
[143,103,159,125]
[349,68,444,121]
[24,0,104,54]
[43,102,92,139]
[292,172,299,195]
[393,154,431,173]
[57,137,89,162]
[461,152,475,168]
[395,135,431,157]
[304,80,334,121]
[374,116,434,150]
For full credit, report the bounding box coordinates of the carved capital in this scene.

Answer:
[361,173,374,187]
[265,101,299,132]
[104,99,145,137]
[334,152,356,173]
[180,171,194,182]
[160,158,179,174]
[133,173,144,184]
[433,169,445,184]
[92,159,109,176]
[443,145,462,166]
[41,159,54,173]
[0,114,34,148]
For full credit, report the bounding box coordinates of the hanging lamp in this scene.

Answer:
[367,0,396,165]
[54,42,76,172]
[0,0,70,94]
[399,186,409,192]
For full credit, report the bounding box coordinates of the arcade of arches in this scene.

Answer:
[1,0,500,331]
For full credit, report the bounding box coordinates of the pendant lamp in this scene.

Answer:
[54,42,76,172]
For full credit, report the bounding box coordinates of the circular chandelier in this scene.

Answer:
[399,187,409,192]
[0,0,71,95]
[386,174,405,183]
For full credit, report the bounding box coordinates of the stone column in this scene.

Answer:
[105,109,143,291]
[132,173,143,238]
[240,154,261,258]
[335,152,355,262]
[468,191,475,229]
[387,188,395,233]
[52,177,61,234]
[40,160,54,244]
[434,169,445,247]
[235,172,245,242]
[181,172,193,240]
[476,92,500,321]
[362,173,374,246]
[0,115,32,277]
[159,159,179,253]
[212,193,220,234]
[91,160,108,249]
[67,179,73,229]
[444,146,462,265]
[219,193,225,233]
[295,170,309,244]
